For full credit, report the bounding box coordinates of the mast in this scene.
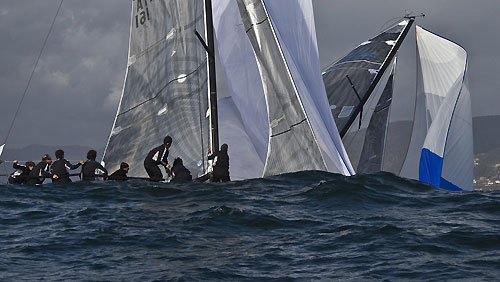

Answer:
[339,17,415,138]
[205,0,219,151]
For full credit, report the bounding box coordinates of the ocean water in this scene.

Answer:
[1,171,499,281]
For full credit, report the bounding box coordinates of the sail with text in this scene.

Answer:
[235,0,354,177]
[103,0,211,177]
[400,26,473,191]
[322,19,413,138]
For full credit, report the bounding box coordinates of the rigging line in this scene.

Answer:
[1,0,64,148]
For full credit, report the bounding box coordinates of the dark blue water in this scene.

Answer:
[1,171,499,281]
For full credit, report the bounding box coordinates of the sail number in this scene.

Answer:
[135,0,153,28]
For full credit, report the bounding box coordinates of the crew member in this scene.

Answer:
[27,154,58,185]
[8,160,35,184]
[108,162,129,181]
[143,136,172,182]
[208,143,230,182]
[171,157,192,182]
[81,150,108,181]
[51,149,83,183]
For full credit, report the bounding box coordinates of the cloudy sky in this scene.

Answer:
[0,0,499,149]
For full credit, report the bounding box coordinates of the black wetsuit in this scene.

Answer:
[108,169,128,181]
[171,163,192,182]
[81,160,108,181]
[8,163,30,184]
[208,150,230,182]
[143,144,169,182]
[27,162,52,185]
[51,159,81,183]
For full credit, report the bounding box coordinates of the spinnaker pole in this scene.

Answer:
[339,16,415,138]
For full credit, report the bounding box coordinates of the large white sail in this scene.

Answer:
[236,0,354,176]
[401,26,473,191]
[103,0,211,177]
[212,0,268,180]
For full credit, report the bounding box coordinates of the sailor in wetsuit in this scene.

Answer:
[8,160,35,184]
[143,136,172,182]
[27,154,58,185]
[171,157,192,182]
[51,149,84,183]
[208,143,230,182]
[108,162,129,181]
[81,150,108,181]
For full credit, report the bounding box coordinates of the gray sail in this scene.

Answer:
[322,20,410,137]
[103,0,210,177]
[236,0,327,176]
[357,60,396,174]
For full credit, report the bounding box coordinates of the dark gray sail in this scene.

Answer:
[322,19,412,137]
[236,0,327,176]
[357,60,396,174]
[103,0,210,177]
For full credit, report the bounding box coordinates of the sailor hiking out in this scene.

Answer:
[81,150,108,181]
[143,136,172,182]
[8,160,35,184]
[51,149,83,183]
[27,154,58,185]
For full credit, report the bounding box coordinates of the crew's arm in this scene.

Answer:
[66,159,82,170]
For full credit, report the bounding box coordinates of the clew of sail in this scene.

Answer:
[357,58,397,174]
[103,0,210,177]
[322,20,412,138]
[0,144,4,159]
[401,26,473,191]
[236,0,354,177]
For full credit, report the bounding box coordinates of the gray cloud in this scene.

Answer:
[0,0,498,149]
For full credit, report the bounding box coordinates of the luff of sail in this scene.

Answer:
[402,26,473,191]
[322,19,412,138]
[103,0,210,177]
[236,0,327,177]
[357,58,397,174]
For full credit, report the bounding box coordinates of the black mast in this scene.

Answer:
[339,17,415,138]
[204,0,219,151]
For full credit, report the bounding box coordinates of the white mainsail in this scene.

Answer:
[400,26,473,191]
[235,0,354,176]
[103,0,211,177]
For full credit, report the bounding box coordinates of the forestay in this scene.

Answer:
[400,26,472,191]
[236,0,354,177]
[103,0,210,177]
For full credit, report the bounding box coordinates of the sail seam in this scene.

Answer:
[117,59,207,117]
[244,17,269,33]
[270,118,307,138]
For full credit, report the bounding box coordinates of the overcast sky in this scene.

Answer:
[1,0,499,149]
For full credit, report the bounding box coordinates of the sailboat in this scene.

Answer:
[322,19,473,191]
[102,0,354,180]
